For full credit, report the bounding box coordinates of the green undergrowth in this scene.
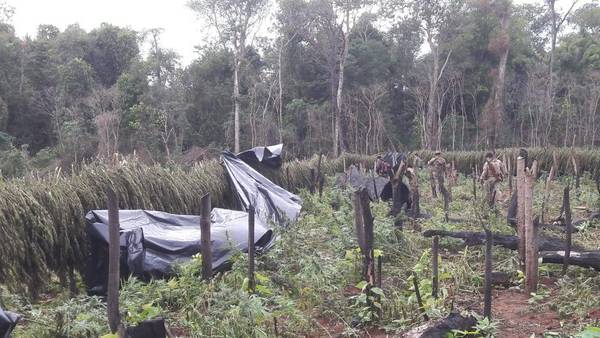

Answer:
[1,168,599,337]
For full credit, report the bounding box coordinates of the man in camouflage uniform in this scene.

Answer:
[427,151,447,198]
[480,152,507,207]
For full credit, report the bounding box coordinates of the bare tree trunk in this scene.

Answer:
[234,56,241,153]
[335,7,350,157]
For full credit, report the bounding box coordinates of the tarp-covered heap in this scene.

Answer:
[0,307,20,338]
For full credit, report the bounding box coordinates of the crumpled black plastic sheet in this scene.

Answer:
[222,151,302,225]
[85,208,274,295]
[336,165,390,200]
[383,152,406,171]
[236,144,283,168]
[0,307,20,338]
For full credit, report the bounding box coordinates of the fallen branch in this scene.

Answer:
[422,229,583,252]
[541,251,600,271]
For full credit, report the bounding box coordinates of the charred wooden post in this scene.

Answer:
[562,186,572,275]
[483,226,493,319]
[106,186,123,335]
[430,170,438,198]
[377,255,382,288]
[411,272,429,321]
[248,204,256,293]
[200,193,212,281]
[432,236,439,298]
[360,189,376,284]
[372,171,379,202]
[318,175,325,198]
[309,169,316,194]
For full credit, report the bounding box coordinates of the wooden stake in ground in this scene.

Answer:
[360,189,376,285]
[483,225,493,319]
[432,236,439,298]
[411,272,429,321]
[106,186,124,335]
[516,157,526,271]
[523,159,539,294]
[200,193,212,281]
[562,185,572,275]
[248,204,256,293]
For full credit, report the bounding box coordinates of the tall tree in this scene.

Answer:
[188,0,268,153]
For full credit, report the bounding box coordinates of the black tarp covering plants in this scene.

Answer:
[221,151,302,225]
[236,144,283,168]
[0,307,20,338]
[85,208,274,295]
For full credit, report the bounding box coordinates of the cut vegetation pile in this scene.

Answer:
[0,153,373,296]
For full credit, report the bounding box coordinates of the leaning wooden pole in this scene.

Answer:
[106,186,122,335]
[200,193,212,281]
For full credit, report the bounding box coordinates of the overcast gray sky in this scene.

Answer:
[7,0,577,66]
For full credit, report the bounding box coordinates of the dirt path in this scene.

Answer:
[492,288,562,337]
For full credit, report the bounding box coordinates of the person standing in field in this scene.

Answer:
[427,151,447,198]
[480,152,507,207]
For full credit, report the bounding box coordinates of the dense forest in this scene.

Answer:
[0,0,599,176]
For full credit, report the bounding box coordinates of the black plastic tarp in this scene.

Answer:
[382,151,406,171]
[222,151,302,225]
[85,208,274,295]
[236,144,283,168]
[346,165,390,200]
[0,307,20,338]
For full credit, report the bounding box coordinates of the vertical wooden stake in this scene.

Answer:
[432,236,439,298]
[318,175,325,198]
[360,189,376,285]
[516,157,526,271]
[286,166,292,192]
[248,204,256,293]
[411,273,429,321]
[106,186,121,334]
[200,193,212,281]
[524,161,539,294]
[562,185,572,275]
[483,227,493,319]
[377,255,382,288]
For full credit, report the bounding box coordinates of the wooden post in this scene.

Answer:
[316,153,323,193]
[318,175,325,198]
[286,166,292,192]
[432,236,439,298]
[472,166,477,200]
[524,161,539,294]
[354,190,366,258]
[248,204,256,293]
[507,155,513,196]
[106,186,122,335]
[562,186,572,275]
[309,169,316,194]
[542,152,557,223]
[360,189,376,285]
[516,157,526,271]
[200,193,212,281]
[483,226,493,319]
[377,255,382,288]
[411,273,429,321]
[372,170,379,201]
